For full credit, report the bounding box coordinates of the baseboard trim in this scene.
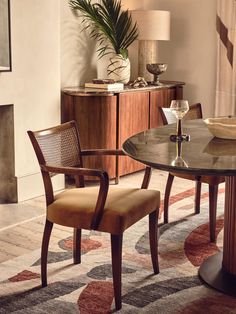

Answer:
[17,172,65,202]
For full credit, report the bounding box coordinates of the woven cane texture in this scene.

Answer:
[36,126,81,168]
[184,104,202,121]
[160,103,203,126]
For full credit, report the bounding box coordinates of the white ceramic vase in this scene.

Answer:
[107,54,130,84]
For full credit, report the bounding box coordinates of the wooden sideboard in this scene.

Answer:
[61,81,184,181]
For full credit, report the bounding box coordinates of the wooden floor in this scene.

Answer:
[0,169,203,263]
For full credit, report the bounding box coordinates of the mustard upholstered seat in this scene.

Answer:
[48,186,160,234]
[28,120,160,311]
[159,103,225,242]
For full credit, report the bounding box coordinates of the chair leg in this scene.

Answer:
[73,228,81,264]
[194,179,202,214]
[111,234,123,311]
[164,173,174,224]
[149,209,159,274]
[41,219,53,287]
[209,184,218,242]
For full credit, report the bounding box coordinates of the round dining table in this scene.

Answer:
[122,119,236,296]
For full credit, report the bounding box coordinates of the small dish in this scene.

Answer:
[204,117,236,139]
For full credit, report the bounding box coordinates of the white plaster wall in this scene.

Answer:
[124,0,217,117]
[0,0,62,201]
[0,0,215,200]
[0,0,214,201]
[60,0,144,86]
[61,0,97,87]
[144,0,217,118]
[61,0,217,118]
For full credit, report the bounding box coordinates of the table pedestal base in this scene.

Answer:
[199,252,236,296]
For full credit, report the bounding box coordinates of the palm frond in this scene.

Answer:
[68,0,138,58]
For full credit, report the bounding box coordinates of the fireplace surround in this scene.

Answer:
[0,104,16,202]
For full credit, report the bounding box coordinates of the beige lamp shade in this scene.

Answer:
[131,10,170,41]
[130,10,171,80]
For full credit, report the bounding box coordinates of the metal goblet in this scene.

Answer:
[146,63,167,85]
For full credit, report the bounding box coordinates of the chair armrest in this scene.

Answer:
[41,165,109,230]
[81,150,152,188]
[41,164,107,178]
[81,149,125,156]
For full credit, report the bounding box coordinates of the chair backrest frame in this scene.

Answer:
[159,103,203,126]
[27,120,84,205]
[184,103,203,121]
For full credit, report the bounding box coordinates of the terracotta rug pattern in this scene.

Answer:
[1,188,235,313]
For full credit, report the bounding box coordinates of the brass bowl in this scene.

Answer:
[146,63,167,85]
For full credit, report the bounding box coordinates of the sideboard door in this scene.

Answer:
[74,95,117,179]
[118,91,149,176]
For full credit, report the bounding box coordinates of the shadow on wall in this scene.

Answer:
[61,17,97,87]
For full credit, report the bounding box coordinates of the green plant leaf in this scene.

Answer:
[69,0,138,59]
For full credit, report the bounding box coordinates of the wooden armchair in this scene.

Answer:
[159,103,225,242]
[27,120,160,311]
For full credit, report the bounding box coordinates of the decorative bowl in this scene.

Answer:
[146,63,167,85]
[204,117,236,139]
[146,63,167,75]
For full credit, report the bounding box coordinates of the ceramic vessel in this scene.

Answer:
[204,117,236,139]
[107,54,130,84]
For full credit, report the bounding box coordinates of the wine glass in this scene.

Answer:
[169,100,190,142]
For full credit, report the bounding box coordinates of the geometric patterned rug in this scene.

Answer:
[1,187,236,313]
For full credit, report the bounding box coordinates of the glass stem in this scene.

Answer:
[176,141,182,157]
[177,118,182,137]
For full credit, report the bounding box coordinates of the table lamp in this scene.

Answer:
[131,10,170,81]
